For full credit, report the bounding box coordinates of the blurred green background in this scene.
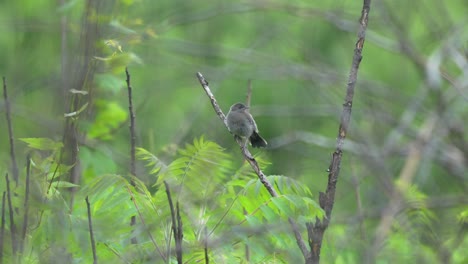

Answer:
[0,0,467,263]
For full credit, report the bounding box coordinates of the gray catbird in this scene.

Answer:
[226,103,267,148]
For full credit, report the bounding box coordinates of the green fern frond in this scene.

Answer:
[136,147,167,175]
[155,137,232,191]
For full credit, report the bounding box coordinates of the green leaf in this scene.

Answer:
[271,196,293,217]
[136,147,166,175]
[50,181,80,188]
[19,138,63,151]
[88,100,127,140]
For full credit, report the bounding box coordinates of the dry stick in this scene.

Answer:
[204,226,209,264]
[5,174,17,257]
[3,77,19,185]
[85,196,98,264]
[125,67,138,244]
[175,202,183,263]
[245,79,252,108]
[0,192,6,264]
[164,181,182,264]
[195,72,309,258]
[125,186,166,261]
[20,155,31,254]
[243,208,250,262]
[306,0,371,263]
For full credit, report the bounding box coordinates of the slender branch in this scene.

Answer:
[125,67,138,244]
[245,79,252,108]
[20,155,31,254]
[125,185,166,261]
[196,72,277,196]
[307,0,372,263]
[3,77,19,185]
[175,202,183,263]
[243,208,250,262]
[195,72,309,258]
[204,225,209,264]
[0,192,6,264]
[5,174,17,256]
[125,67,137,179]
[164,181,182,264]
[85,196,98,264]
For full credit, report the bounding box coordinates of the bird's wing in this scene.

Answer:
[247,112,259,132]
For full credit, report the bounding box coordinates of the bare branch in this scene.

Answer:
[85,196,98,264]
[245,79,252,108]
[2,77,19,185]
[20,155,31,254]
[125,67,138,244]
[0,191,6,263]
[5,173,17,256]
[195,72,309,259]
[306,0,372,263]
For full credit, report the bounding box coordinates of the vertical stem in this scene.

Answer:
[20,155,31,254]
[0,192,6,264]
[85,196,98,264]
[5,174,17,257]
[2,77,19,185]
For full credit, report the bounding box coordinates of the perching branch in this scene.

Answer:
[195,72,309,258]
[85,196,98,264]
[306,0,371,263]
[2,77,19,185]
[196,73,278,197]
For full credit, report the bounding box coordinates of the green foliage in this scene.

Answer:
[3,137,318,263]
[1,0,466,263]
[19,137,63,151]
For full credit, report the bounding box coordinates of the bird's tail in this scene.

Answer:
[250,131,267,148]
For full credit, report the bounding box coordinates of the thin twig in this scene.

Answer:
[307,0,372,263]
[125,185,166,261]
[125,67,138,244]
[245,79,252,108]
[196,73,277,197]
[164,181,182,264]
[243,207,250,262]
[85,196,98,264]
[176,202,183,263]
[3,77,19,185]
[0,192,6,264]
[5,174,17,256]
[20,155,31,254]
[125,67,137,179]
[204,225,209,264]
[195,72,309,258]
